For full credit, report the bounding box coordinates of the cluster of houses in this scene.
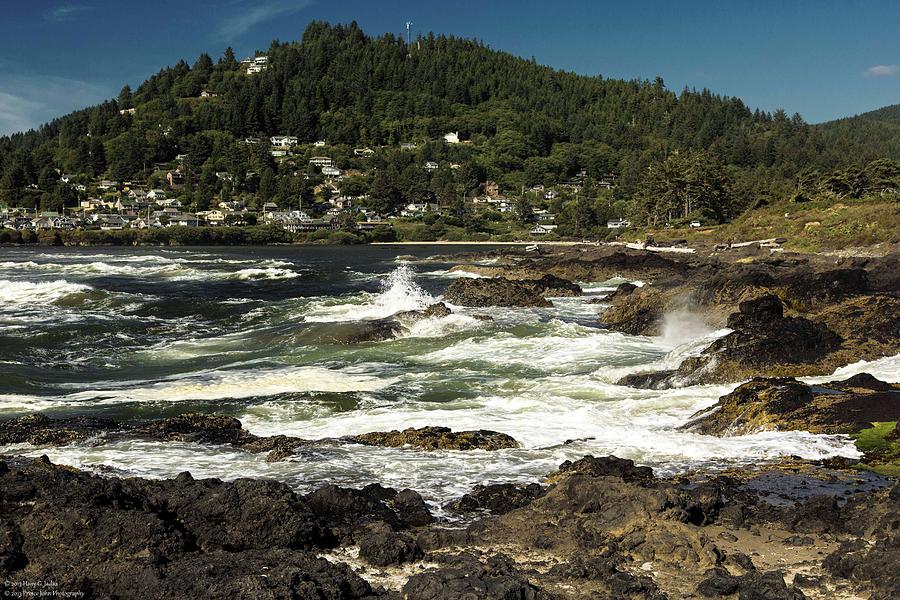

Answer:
[240,55,269,75]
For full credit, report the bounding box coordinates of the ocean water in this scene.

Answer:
[1,245,894,507]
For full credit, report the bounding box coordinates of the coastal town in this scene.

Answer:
[0,128,624,240]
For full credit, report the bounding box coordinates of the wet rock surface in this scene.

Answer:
[349,426,520,450]
[0,413,312,462]
[0,453,897,599]
[445,274,581,307]
[680,373,900,436]
[445,482,546,515]
[327,302,455,344]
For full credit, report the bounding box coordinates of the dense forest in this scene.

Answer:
[0,21,897,233]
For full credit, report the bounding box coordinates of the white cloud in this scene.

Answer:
[0,75,110,136]
[216,0,314,41]
[46,4,95,21]
[864,64,900,77]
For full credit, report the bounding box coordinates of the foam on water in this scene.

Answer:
[304,265,435,322]
[0,257,300,281]
[0,279,94,306]
[0,365,395,412]
[0,248,891,505]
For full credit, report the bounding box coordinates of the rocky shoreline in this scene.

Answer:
[2,242,899,599]
[0,452,897,599]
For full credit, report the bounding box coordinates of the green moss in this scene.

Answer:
[853,421,900,476]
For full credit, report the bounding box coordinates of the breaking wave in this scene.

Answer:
[0,279,95,306]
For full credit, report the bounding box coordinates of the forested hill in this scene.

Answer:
[815,104,900,162]
[0,21,896,227]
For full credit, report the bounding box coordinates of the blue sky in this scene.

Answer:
[1,0,898,135]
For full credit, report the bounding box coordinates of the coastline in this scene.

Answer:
[1,241,898,599]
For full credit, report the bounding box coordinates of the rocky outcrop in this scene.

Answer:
[2,453,897,599]
[0,457,374,599]
[401,552,551,600]
[444,275,581,307]
[599,285,673,335]
[680,374,900,436]
[350,426,519,451]
[0,413,311,462]
[327,302,454,344]
[618,295,844,386]
[445,482,546,515]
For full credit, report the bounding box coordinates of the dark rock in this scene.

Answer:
[446,483,546,515]
[358,530,423,566]
[350,426,519,451]
[553,455,655,483]
[607,281,638,300]
[305,484,401,543]
[617,369,678,389]
[681,375,900,436]
[0,414,119,446]
[401,553,549,600]
[0,413,312,462]
[327,318,405,344]
[445,274,581,308]
[0,458,380,599]
[390,489,434,527]
[698,569,806,600]
[830,372,894,392]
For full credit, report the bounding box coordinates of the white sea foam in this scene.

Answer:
[803,353,900,384]
[305,265,435,322]
[0,279,94,306]
[417,320,664,374]
[0,366,395,412]
[1,257,300,281]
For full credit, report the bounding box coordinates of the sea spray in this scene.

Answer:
[304,264,435,322]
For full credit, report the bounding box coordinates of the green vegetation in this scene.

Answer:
[853,421,900,476]
[1,22,898,241]
[815,103,900,164]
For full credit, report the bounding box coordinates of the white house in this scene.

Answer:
[310,156,334,168]
[270,135,298,148]
[443,131,460,144]
[353,147,374,157]
[544,190,559,200]
[313,140,326,147]
[147,189,167,201]
[607,218,631,229]
[271,149,288,158]
[242,55,269,74]
[531,224,558,235]
[690,220,702,228]
[322,165,342,177]
[424,161,439,171]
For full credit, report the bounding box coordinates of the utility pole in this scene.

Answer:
[405,21,413,58]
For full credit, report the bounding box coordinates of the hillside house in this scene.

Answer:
[322,165,342,177]
[271,135,298,148]
[531,224,558,235]
[443,131,460,144]
[607,218,631,229]
[310,156,334,168]
[242,56,269,74]
[483,181,501,197]
[424,161,439,171]
[166,170,186,188]
[353,147,375,157]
